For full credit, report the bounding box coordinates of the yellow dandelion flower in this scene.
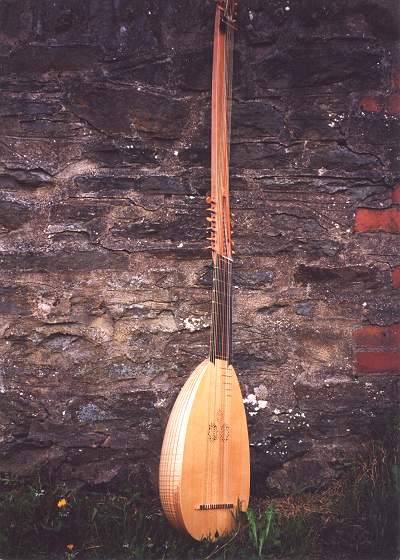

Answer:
[57,497,67,508]
[66,544,74,551]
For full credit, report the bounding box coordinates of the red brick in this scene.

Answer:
[353,324,400,350]
[392,266,400,288]
[360,97,381,112]
[355,208,400,233]
[391,69,400,90]
[356,352,400,374]
[386,94,400,114]
[392,184,400,204]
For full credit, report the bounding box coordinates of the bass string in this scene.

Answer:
[218,256,224,507]
[212,0,223,491]
[213,257,221,504]
[213,9,230,505]
[222,16,234,506]
[215,257,224,507]
[214,3,225,508]
[213,1,224,514]
[205,258,215,505]
[207,0,235,509]
[223,259,230,503]
[223,257,233,505]
[221,257,228,505]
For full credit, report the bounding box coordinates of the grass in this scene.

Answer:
[0,427,398,559]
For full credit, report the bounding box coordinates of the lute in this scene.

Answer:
[159,0,249,541]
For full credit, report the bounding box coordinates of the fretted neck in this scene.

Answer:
[210,254,233,364]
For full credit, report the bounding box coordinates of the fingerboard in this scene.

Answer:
[209,254,233,364]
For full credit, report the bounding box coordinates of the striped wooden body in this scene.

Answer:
[159,359,249,540]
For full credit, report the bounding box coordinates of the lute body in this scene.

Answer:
[159,1,249,541]
[159,358,249,540]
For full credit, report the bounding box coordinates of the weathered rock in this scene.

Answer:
[0,0,399,499]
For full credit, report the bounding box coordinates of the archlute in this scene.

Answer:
[159,0,249,541]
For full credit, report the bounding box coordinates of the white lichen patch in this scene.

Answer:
[254,384,268,399]
[243,393,257,405]
[37,301,53,315]
[327,111,346,128]
[183,317,197,331]
[0,367,5,393]
[154,398,167,408]
[183,316,208,332]
[243,393,270,416]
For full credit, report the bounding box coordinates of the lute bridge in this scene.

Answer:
[196,503,234,510]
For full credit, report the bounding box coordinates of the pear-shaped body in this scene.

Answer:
[159,359,250,541]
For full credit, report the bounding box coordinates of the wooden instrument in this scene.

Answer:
[159,0,249,541]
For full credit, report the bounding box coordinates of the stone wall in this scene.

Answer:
[0,0,398,495]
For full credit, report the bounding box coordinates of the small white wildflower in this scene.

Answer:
[244,394,257,405]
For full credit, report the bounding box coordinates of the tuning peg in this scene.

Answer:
[206,216,214,222]
[206,195,214,204]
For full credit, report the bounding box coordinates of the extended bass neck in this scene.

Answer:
[208,0,235,262]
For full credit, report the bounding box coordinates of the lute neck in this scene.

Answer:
[209,2,237,365]
[210,254,233,364]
